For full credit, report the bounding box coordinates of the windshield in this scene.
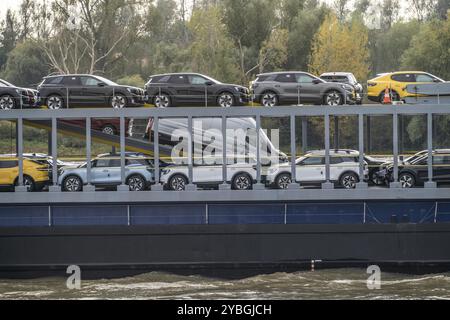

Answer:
[93,75,118,86]
[200,74,221,84]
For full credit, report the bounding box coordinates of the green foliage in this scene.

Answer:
[401,18,450,80]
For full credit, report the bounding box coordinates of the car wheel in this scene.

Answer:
[47,95,64,110]
[371,172,384,186]
[276,173,292,189]
[15,176,35,192]
[379,90,400,103]
[261,92,278,107]
[154,94,171,108]
[127,175,146,191]
[111,94,127,109]
[232,173,253,190]
[217,92,234,108]
[399,172,415,189]
[101,125,116,135]
[0,95,16,110]
[324,90,343,106]
[169,174,188,191]
[340,172,359,189]
[63,175,83,192]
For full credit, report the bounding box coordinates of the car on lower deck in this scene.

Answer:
[145,73,249,108]
[0,79,40,110]
[59,118,134,136]
[0,157,50,191]
[251,72,356,107]
[266,150,368,189]
[160,160,257,191]
[38,74,146,109]
[58,153,154,192]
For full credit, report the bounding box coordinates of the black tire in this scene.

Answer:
[0,94,16,110]
[379,90,400,103]
[232,173,253,191]
[153,93,171,108]
[101,125,117,135]
[276,173,292,189]
[127,175,146,191]
[260,91,278,107]
[47,94,65,110]
[399,172,416,189]
[371,171,384,186]
[15,175,35,192]
[169,174,188,191]
[339,172,359,189]
[110,93,127,109]
[217,92,235,108]
[63,175,83,192]
[324,90,343,106]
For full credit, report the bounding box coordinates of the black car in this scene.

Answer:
[376,149,450,188]
[145,73,249,108]
[0,79,40,110]
[38,74,146,109]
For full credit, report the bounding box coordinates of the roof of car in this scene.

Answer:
[150,73,204,78]
[257,71,316,77]
[305,149,359,156]
[320,72,354,76]
[44,74,103,79]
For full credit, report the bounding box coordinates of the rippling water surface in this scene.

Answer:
[1,269,449,300]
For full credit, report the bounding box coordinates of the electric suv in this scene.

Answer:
[145,73,249,108]
[160,159,257,191]
[320,72,363,104]
[0,157,50,191]
[38,74,146,109]
[375,149,450,188]
[58,153,154,192]
[266,150,368,189]
[251,72,356,107]
[0,78,40,110]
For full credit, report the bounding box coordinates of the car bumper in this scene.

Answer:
[128,94,146,106]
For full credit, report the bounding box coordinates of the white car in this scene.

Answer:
[266,150,368,189]
[160,161,257,191]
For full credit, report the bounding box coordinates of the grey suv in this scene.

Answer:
[58,153,154,192]
[320,72,363,104]
[251,72,356,107]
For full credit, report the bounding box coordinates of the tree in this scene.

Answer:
[401,18,450,80]
[380,0,400,30]
[257,29,289,73]
[188,6,241,83]
[0,10,19,69]
[309,14,370,81]
[409,0,439,21]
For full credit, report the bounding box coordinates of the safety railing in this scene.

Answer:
[0,104,449,196]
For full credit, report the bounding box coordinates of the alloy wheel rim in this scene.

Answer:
[112,95,126,109]
[235,176,250,190]
[48,96,62,109]
[155,95,169,108]
[129,177,144,191]
[66,177,80,192]
[0,96,14,110]
[102,127,115,135]
[278,176,291,189]
[172,177,186,191]
[24,177,33,191]
[326,92,341,106]
[262,94,276,107]
[219,94,233,108]
[342,175,357,189]
[400,175,413,188]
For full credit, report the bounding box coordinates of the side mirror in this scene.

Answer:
[97,82,106,87]
[312,79,322,85]
[205,81,214,86]
[433,79,441,83]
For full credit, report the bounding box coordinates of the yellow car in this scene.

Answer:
[367,71,444,103]
[0,158,50,191]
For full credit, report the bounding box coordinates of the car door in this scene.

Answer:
[107,158,123,185]
[193,157,222,184]
[274,74,298,104]
[295,73,320,103]
[62,76,83,107]
[188,75,214,105]
[91,159,111,184]
[168,75,191,104]
[296,156,324,182]
[390,73,415,98]
[0,160,18,185]
[431,155,450,182]
[80,76,107,106]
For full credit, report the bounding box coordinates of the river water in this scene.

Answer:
[0,269,449,300]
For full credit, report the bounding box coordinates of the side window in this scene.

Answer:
[296,74,315,83]
[336,76,350,84]
[0,160,18,168]
[391,74,415,82]
[415,74,435,83]
[432,156,450,165]
[275,74,295,83]
[189,76,209,85]
[94,159,110,168]
[302,157,324,166]
[45,77,63,85]
[330,157,343,164]
[169,75,188,84]
[81,77,102,86]
[62,76,82,86]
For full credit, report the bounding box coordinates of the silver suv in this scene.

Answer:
[251,72,356,107]
[58,153,154,192]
